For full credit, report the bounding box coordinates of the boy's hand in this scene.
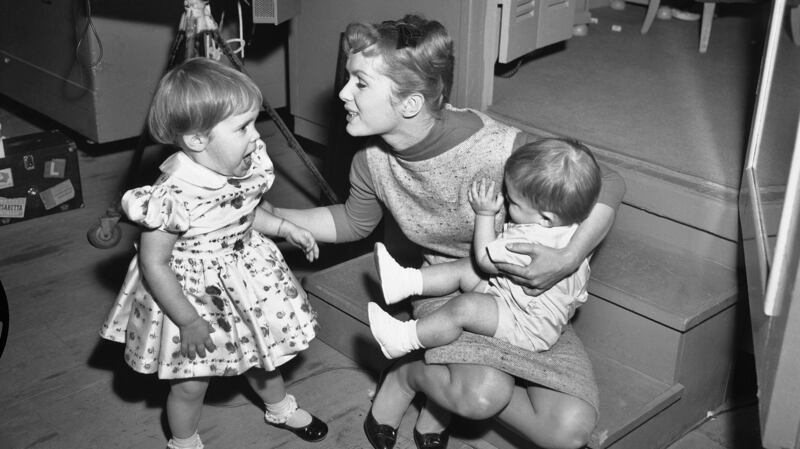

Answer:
[469,178,504,216]
[178,316,216,359]
[287,225,320,261]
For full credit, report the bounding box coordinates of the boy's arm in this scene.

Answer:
[469,178,504,275]
[473,214,500,274]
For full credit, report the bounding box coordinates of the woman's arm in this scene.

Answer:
[494,202,616,296]
[270,205,339,242]
[139,229,216,359]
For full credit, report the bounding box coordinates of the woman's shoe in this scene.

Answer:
[413,427,450,449]
[364,409,398,449]
[273,414,328,442]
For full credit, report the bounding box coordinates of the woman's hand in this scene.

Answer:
[178,316,216,359]
[493,241,580,296]
[286,224,320,262]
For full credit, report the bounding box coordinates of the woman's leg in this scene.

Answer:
[167,377,210,439]
[496,383,598,449]
[371,358,515,427]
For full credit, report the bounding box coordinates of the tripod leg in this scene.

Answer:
[208,29,339,205]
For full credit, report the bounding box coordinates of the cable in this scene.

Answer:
[75,0,103,69]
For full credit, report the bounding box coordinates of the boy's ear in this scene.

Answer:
[400,93,425,118]
[181,133,209,152]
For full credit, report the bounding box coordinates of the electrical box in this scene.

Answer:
[252,0,301,24]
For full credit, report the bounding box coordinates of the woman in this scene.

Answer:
[275,15,625,449]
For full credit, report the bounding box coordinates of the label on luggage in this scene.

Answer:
[39,179,75,210]
[0,197,26,218]
[0,168,12,190]
[44,158,67,179]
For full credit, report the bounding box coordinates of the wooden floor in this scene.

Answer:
[0,54,762,449]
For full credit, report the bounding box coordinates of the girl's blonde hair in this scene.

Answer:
[147,58,262,145]
[505,138,602,225]
[343,15,454,117]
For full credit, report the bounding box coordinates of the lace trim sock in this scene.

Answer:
[167,432,203,449]
[265,393,312,428]
[374,242,423,305]
[368,302,424,359]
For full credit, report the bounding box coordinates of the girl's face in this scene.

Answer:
[338,51,404,140]
[195,107,261,177]
[505,180,563,227]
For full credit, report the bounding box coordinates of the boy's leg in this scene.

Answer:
[374,242,483,304]
[368,292,499,359]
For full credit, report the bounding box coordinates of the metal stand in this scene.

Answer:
[87,0,337,249]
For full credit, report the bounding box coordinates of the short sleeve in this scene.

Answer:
[121,185,190,233]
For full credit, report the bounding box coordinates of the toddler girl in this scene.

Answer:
[99,58,327,448]
[368,138,602,357]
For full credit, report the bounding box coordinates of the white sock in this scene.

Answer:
[265,393,312,427]
[374,242,423,304]
[167,432,203,449]
[367,302,424,359]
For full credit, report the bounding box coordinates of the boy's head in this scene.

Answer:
[147,58,262,146]
[504,138,601,226]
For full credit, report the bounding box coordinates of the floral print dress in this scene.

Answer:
[99,143,318,379]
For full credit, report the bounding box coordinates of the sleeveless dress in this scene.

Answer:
[99,142,317,379]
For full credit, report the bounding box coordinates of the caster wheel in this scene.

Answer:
[573,24,589,37]
[610,0,626,10]
[657,5,673,20]
[87,222,122,249]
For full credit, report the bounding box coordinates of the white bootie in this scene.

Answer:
[373,243,422,305]
[367,302,423,359]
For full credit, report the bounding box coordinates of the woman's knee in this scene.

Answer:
[545,401,597,449]
[446,368,515,419]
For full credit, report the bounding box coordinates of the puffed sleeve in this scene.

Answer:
[121,185,190,232]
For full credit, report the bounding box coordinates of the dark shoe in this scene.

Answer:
[413,427,450,449]
[274,414,328,442]
[364,409,398,449]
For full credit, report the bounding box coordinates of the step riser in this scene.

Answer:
[613,203,739,271]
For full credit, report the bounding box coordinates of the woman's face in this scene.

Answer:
[338,51,404,139]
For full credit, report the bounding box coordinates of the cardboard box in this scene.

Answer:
[0,130,84,225]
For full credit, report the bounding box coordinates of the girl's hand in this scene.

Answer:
[468,178,504,217]
[493,241,579,296]
[178,316,216,360]
[287,225,320,262]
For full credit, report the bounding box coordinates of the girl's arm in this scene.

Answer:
[469,178,505,275]
[138,228,216,359]
[254,206,320,261]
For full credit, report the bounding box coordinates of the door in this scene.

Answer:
[739,0,800,447]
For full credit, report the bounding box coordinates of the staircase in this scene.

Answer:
[302,124,743,448]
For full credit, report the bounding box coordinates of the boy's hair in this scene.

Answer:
[343,14,454,117]
[147,58,262,145]
[504,138,602,225]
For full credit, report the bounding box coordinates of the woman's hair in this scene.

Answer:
[343,14,454,117]
[147,58,262,145]
[504,138,602,225]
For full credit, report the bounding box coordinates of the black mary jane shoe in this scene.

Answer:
[413,427,450,449]
[364,409,398,449]
[274,414,328,442]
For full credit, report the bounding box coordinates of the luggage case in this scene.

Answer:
[0,130,84,226]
